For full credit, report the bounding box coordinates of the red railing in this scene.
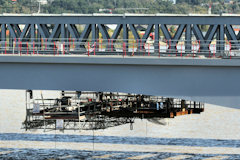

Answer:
[0,38,237,59]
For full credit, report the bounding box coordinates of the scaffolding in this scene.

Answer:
[22,91,204,131]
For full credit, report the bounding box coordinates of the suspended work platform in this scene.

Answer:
[22,90,204,131]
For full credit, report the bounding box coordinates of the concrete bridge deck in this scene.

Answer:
[0,55,239,108]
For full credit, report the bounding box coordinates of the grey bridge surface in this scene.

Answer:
[0,55,240,108]
[0,14,240,108]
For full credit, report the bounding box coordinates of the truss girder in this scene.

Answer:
[7,24,30,40]
[225,24,240,50]
[0,16,240,54]
[161,24,186,52]
[192,24,218,53]
[129,24,154,51]
[98,24,123,51]
[67,24,80,39]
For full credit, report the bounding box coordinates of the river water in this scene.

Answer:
[0,90,240,159]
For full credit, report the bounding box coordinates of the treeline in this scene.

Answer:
[43,0,206,14]
[1,0,240,14]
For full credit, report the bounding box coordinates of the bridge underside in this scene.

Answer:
[0,56,240,108]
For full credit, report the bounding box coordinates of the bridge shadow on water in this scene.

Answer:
[0,133,240,159]
[0,133,240,148]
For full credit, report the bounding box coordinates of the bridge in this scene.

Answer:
[0,14,240,108]
[1,55,240,108]
[0,13,240,56]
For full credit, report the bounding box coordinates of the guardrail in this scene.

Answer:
[0,38,238,59]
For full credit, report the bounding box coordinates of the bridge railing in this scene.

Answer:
[0,38,237,59]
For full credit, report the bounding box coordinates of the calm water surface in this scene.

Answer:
[0,90,240,159]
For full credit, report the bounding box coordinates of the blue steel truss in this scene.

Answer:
[1,14,240,56]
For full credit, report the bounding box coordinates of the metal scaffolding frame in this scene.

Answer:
[22,90,204,131]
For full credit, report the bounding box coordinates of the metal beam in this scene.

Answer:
[225,24,240,50]
[216,24,225,56]
[79,24,91,51]
[185,24,192,54]
[49,24,61,40]
[67,24,79,39]
[1,15,240,25]
[193,24,218,54]
[123,24,128,51]
[30,24,35,42]
[154,24,159,53]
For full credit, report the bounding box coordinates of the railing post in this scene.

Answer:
[19,40,22,56]
[69,38,71,50]
[148,43,150,56]
[140,39,142,52]
[213,44,216,57]
[33,41,35,55]
[123,42,126,57]
[18,39,20,55]
[14,38,16,54]
[27,42,29,55]
[158,41,160,57]
[45,38,47,51]
[73,39,75,49]
[111,39,113,52]
[132,40,135,56]
[169,39,171,53]
[63,42,65,55]
[94,42,96,56]
[181,43,182,57]
[54,42,56,56]
[88,41,90,56]
[124,42,127,56]
[57,43,59,55]
[143,42,145,56]
[166,39,168,54]
[192,41,194,54]
[209,43,211,58]
[229,40,232,59]
[137,39,139,53]
[96,39,99,52]
[107,39,110,52]
[199,40,201,55]
[40,38,43,50]
[175,42,177,57]
[5,41,7,54]
[122,42,125,57]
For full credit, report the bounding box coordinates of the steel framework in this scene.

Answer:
[1,14,240,56]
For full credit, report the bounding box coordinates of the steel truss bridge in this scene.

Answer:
[0,14,240,57]
[1,14,240,108]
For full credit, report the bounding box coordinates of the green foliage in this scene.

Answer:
[1,0,240,14]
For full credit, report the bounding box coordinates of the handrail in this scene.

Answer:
[0,38,238,59]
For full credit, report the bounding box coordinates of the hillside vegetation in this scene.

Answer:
[1,0,240,14]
